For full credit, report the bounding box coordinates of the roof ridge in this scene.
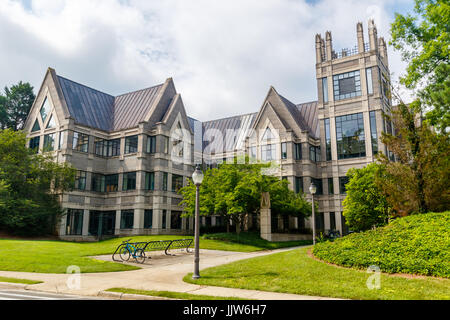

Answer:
[203,111,258,124]
[296,100,318,106]
[57,75,114,98]
[115,83,164,98]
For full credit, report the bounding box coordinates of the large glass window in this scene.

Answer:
[125,135,138,154]
[309,145,321,162]
[328,178,334,195]
[294,143,302,160]
[91,173,105,192]
[120,210,134,229]
[122,172,136,191]
[329,212,336,230]
[94,138,120,157]
[339,176,349,194]
[171,174,183,192]
[311,178,323,195]
[333,70,361,100]
[162,172,168,191]
[162,210,167,229]
[74,171,87,190]
[145,172,155,190]
[171,211,182,229]
[335,113,366,159]
[295,177,303,194]
[43,133,55,151]
[315,212,325,232]
[249,146,257,160]
[66,209,83,235]
[72,132,89,153]
[324,118,332,161]
[369,111,378,155]
[281,142,287,159]
[261,144,276,161]
[29,136,40,153]
[105,174,118,192]
[322,77,328,103]
[146,136,156,154]
[144,210,153,229]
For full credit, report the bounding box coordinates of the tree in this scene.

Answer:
[179,158,312,234]
[342,163,391,232]
[390,0,450,132]
[0,81,35,131]
[378,102,450,215]
[0,129,76,236]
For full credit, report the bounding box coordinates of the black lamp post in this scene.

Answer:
[309,182,317,245]
[191,164,204,279]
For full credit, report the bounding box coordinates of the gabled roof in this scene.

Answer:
[57,74,164,132]
[295,101,320,138]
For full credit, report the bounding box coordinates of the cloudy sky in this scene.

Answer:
[0,0,415,121]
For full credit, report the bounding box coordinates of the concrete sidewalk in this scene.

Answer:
[0,246,340,300]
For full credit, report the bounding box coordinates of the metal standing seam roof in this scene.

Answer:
[57,75,163,132]
[295,101,320,138]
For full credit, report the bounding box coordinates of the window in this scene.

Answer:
[249,146,257,160]
[94,138,120,157]
[315,212,325,232]
[43,133,55,151]
[329,212,336,230]
[366,68,373,95]
[311,178,323,195]
[261,144,276,161]
[32,119,40,132]
[66,209,83,235]
[146,136,156,154]
[122,172,136,191]
[125,135,138,154]
[281,142,287,159]
[40,97,51,122]
[309,145,321,162]
[74,171,87,190]
[29,136,40,153]
[339,176,349,194]
[162,210,167,229]
[322,77,328,103]
[333,70,361,100]
[163,136,169,154]
[171,211,182,229]
[381,73,390,100]
[295,177,303,194]
[105,174,118,192]
[58,131,65,150]
[162,172,168,191]
[91,173,105,192]
[294,143,302,160]
[335,113,366,159]
[109,139,120,157]
[46,115,55,129]
[324,118,332,161]
[144,210,153,229]
[172,174,183,192]
[94,138,106,157]
[120,210,134,229]
[369,111,378,155]
[262,127,274,141]
[145,172,155,190]
[72,132,89,153]
[328,178,334,195]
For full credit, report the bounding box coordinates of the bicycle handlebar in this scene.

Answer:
[122,238,132,243]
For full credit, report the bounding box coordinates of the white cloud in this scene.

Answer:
[0,0,414,121]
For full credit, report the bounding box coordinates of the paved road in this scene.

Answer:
[0,289,105,300]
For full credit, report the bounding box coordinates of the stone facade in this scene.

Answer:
[24,20,392,240]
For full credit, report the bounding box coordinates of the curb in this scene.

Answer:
[0,282,31,290]
[98,291,174,300]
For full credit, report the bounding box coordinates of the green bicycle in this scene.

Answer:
[119,239,146,264]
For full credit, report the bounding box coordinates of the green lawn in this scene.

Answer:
[106,288,247,300]
[183,247,450,300]
[0,233,305,274]
[0,276,42,285]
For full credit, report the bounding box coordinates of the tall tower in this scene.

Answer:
[315,20,392,234]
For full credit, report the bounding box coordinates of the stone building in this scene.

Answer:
[24,20,392,240]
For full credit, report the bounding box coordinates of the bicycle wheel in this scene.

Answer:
[134,249,146,264]
[119,246,131,261]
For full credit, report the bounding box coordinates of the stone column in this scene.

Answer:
[260,192,272,241]
[82,209,90,236]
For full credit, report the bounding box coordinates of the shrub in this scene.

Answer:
[313,212,450,278]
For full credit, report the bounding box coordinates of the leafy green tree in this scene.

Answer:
[342,163,392,232]
[0,129,76,236]
[0,81,35,131]
[390,0,450,132]
[180,158,312,234]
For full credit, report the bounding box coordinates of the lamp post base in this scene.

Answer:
[192,274,201,280]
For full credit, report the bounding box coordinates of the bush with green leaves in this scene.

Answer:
[313,212,450,278]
